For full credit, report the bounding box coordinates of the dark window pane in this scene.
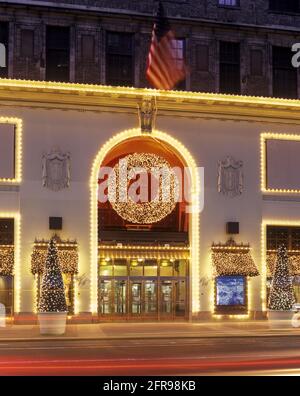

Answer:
[292,228,300,250]
[173,39,186,90]
[46,26,70,82]
[0,22,8,78]
[220,41,240,64]
[107,32,133,55]
[219,41,240,94]
[269,0,299,13]
[273,46,297,99]
[106,32,134,86]
[250,49,263,76]
[0,219,14,245]
[21,30,34,58]
[82,35,95,61]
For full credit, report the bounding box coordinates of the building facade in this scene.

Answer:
[0,1,300,322]
[0,0,300,97]
[0,80,300,322]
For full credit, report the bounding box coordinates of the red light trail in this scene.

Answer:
[1,356,300,375]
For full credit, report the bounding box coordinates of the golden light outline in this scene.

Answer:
[0,117,22,183]
[0,213,21,313]
[261,132,300,194]
[261,219,300,312]
[2,78,300,109]
[212,276,250,320]
[90,128,200,315]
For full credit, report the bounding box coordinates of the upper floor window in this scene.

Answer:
[269,0,300,13]
[272,46,298,99]
[0,22,8,78]
[106,32,134,87]
[46,26,70,83]
[219,41,241,95]
[173,39,186,90]
[219,0,239,6]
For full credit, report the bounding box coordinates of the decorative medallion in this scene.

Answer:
[138,96,157,134]
[42,147,71,192]
[108,153,179,224]
[217,156,243,197]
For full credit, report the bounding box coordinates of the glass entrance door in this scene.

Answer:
[161,280,173,316]
[99,279,113,315]
[131,281,142,315]
[98,258,189,320]
[174,280,186,317]
[115,280,127,314]
[144,280,157,315]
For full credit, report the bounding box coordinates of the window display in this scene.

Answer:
[216,275,246,306]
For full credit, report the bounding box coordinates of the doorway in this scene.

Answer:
[98,259,188,321]
[0,275,13,317]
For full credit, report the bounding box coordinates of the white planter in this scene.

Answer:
[38,312,67,335]
[267,310,294,329]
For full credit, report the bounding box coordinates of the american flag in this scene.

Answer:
[146,2,186,90]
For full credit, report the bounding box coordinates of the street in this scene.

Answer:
[1,336,300,375]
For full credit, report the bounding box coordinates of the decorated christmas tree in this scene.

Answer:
[38,237,67,313]
[268,244,295,311]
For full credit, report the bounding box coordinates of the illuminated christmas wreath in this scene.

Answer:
[108,153,179,224]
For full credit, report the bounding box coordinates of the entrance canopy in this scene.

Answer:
[99,245,190,260]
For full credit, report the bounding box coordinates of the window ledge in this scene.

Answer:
[0,184,20,192]
[217,5,241,10]
[268,10,300,16]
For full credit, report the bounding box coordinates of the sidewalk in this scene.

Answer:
[0,321,300,341]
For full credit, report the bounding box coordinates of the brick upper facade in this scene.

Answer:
[0,0,300,97]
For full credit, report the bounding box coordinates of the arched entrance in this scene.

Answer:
[90,129,200,320]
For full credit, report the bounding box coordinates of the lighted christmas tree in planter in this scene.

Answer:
[38,237,67,335]
[268,244,296,329]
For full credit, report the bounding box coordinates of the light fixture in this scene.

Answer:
[108,152,179,224]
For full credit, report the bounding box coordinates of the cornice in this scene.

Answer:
[1,78,300,124]
[2,1,300,34]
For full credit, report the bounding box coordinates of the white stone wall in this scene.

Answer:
[1,103,300,317]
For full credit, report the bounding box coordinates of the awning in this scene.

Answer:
[98,245,190,260]
[267,251,300,276]
[0,245,14,276]
[212,246,259,277]
[31,241,78,275]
